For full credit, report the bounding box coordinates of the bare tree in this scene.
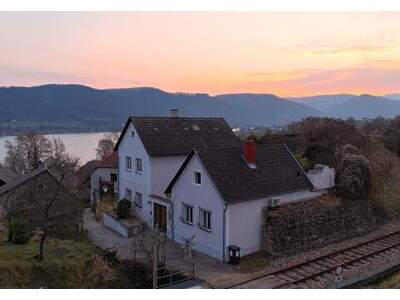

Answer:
[133,223,166,280]
[49,138,80,173]
[4,133,52,174]
[4,133,79,175]
[0,169,82,261]
[95,133,119,160]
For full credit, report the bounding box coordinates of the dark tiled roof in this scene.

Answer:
[0,165,80,200]
[0,166,18,184]
[95,152,118,169]
[115,116,240,156]
[166,144,313,204]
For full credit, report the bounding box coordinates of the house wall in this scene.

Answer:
[227,190,322,257]
[227,197,268,256]
[90,167,118,204]
[171,155,226,261]
[307,166,335,191]
[150,156,186,195]
[117,122,152,224]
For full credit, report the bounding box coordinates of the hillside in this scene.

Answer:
[386,93,400,101]
[0,84,322,134]
[214,93,322,126]
[290,94,355,111]
[325,94,400,119]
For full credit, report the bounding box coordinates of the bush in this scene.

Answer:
[117,199,131,219]
[8,216,32,245]
[294,153,312,170]
[336,152,373,200]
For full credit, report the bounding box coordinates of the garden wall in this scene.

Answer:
[262,196,389,256]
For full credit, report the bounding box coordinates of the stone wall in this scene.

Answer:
[262,196,389,256]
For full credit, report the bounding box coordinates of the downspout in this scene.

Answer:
[171,194,174,240]
[222,204,227,262]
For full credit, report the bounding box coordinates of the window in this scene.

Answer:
[193,170,202,186]
[135,192,143,208]
[198,208,211,231]
[135,158,143,173]
[131,131,135,138]
[110,173,118,182]
[125,188,132,202]
[126,156,132,170]
[182,203,193,224]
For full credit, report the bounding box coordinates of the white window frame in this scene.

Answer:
[135,192,143,208]
[181,203,193,225]
[125,188,132,202]
[131,131,135,138]
[135,158,143,173]
[126,156,132,170]
[198,208,211,232]
[193,170,202,186]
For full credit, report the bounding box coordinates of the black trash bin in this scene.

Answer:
[227,245,241,265]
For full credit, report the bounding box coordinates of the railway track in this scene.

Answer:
[227,230,400,289]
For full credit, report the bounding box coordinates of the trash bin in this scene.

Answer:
[227,245,241,265]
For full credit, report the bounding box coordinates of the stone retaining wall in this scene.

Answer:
[262,196,389,256]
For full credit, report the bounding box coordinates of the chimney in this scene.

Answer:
[243,138,256,169]
[170,109,179,118]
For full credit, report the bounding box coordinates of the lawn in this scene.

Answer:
[369,271,400,289]
[0,236,150,288]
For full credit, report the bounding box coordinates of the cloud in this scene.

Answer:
[240,66,400,96]
[0,65,94,87]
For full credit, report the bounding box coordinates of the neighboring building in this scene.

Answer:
[307,164,335,191]
[0,165,83,233]
[0,166,18,187]
[114,111,241,228]
[75,160,97,205]
[90,153,118,206]
[164,139,318,261]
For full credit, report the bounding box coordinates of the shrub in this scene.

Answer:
[8,216,33,245]
[294,153,312,170]
[336,152,373,200]
[117,199,131,219]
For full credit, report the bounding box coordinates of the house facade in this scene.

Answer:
[114,113,240,233]
[89,153,119,206]
[164,140,318,261]
[0,166,83,234]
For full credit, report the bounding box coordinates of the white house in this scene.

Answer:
[114,112,241,234]
[164,139,318,261]
[90,152,119,206]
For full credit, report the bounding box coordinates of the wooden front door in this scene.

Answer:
[154,203,167,232]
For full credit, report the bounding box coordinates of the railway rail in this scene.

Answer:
[227,230,400,289]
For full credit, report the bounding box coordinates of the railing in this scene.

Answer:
[155,263,195,289]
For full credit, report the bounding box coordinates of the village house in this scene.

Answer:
[114,111,240,230]
[164,139,317,261]
[114,112,325,261]
[89,152,118,207]
[0,165,83,234]
[0,166,18,187]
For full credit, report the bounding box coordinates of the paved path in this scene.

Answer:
[84,209,243,287]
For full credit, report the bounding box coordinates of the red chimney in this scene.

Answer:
[243,138,256,168]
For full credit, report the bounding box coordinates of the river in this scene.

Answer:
[0,132,115,166]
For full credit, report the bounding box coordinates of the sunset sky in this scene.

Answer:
[0,12,400,97]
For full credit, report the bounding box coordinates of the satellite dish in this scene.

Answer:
[102,185,109,193]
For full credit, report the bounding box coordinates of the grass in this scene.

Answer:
[236,251,270,273]
[0,234,152,288]
[368,271,400,288]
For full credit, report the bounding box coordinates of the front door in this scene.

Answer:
[154,203,167,232]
